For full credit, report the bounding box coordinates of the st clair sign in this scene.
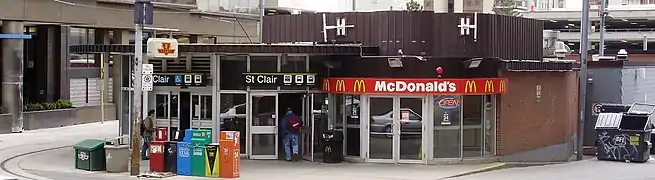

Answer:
[147,38,179,58]
[322,78,507,95]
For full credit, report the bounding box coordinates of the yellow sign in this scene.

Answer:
[499,79,506,92]
[335,80,346,92]
[484,80,494,93]
[465,80,477,93]
[353,80,366,93]
[322,80,330,91]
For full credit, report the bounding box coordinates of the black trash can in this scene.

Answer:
[164,141,178,173]
[322,130,344,163]
[595,103,654,163]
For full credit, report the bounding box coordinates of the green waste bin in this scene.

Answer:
[190,145,206,177]
[190,138,211,147]
[74,139,106,171]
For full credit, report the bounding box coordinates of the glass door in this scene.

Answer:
[248,93,279,159]
[301,94,314,161]
[367,96,426,163]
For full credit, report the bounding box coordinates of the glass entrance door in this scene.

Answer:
[367,96,426,163]
[248,93,278,159]
[301,94,314,161]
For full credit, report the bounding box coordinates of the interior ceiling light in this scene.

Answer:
[622,19,628,22]
[631,22,638,25]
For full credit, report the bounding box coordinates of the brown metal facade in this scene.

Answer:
[69,44,378,55]
[263,12,544,60]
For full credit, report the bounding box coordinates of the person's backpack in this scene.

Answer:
[287,115,302,133]
[140,120,146,135]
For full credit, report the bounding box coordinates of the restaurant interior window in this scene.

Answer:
[433,95,462,158]
[220,93,247,153]
[220,55,247,90]
[249,56,278,90]
[155,94,169,119]
[344,95,361,156]
[462,95,483,157]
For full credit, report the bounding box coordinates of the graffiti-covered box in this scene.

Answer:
[595,103,655,163]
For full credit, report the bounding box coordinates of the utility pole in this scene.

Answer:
[130,0,153,176]
[599,0,607,56]
[577,0,591,161]
[259,0,264,42]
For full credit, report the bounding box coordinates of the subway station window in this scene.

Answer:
[220,93,247,153]
[170,94,179,118]
[192,95,200,120]
[344,95,361,156]
[155,94,168,119]
[281,55,307,90]
[433,95,462,158]
[249,56,278,90]
[201,95,212,120]
[219,55,247,90]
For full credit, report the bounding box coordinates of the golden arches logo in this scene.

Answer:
[500,80,507,92]
[335,80,346,92]
[323,80,330,91]
[465,80,477,93]
[353,80,366,93]
[484,80,494,93]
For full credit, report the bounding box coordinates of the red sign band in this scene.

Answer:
[322,78,507,95]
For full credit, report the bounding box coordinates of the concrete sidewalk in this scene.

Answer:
[20,146,505,180]
[0,120,120,179]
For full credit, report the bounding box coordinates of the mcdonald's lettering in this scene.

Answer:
[335,80,346,92]
[465,81,477,93]
[353,80,366,92]
[484,80,494,93]
[499,80,506,92]
[323,80,330,91]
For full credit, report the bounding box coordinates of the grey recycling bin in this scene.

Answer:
[595,103,654,163]
[104,136,130,172]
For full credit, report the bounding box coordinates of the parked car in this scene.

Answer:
[370,108,422,133]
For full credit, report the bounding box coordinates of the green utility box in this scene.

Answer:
[191,138,211,147]
[191,129,212,140]
[190,145,206,177]
[73,139,106,171]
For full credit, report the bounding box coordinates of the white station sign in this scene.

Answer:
[147,38,179,59]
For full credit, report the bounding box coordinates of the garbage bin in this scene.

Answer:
[205,143,220,177]
[595,103,654,163]
[164,141,178,173]
[190,144,206,177]
[219,131,240,178]
[104,136,130,172]
[74,139,106,171]
[149,141,166,172]
[176,142,192,176]
[322,130,344,163]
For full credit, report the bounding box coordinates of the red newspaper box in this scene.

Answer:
[219,131,240,178]
[149,141,166,172]
[155,127,168,141]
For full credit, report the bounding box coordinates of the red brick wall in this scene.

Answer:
[496,71,579,155]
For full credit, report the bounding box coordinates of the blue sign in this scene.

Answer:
[134,0,154,25]
[0,34,32,39]
[174,75,182,83]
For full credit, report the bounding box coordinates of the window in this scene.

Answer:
[201,95,212,120]
[344,95,361,156]
[433,95,462,158]
[220,93,247,153]
[171,94,179,118]
[155,94,168,119]
[219,55,247,90]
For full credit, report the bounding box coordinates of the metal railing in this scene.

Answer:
[98,0,196,6]
[551,28,655,33]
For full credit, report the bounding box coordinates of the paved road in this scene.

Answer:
[452,157,655,180]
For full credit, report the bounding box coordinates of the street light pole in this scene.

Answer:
[599,0,606,56]
[577,0,591,161]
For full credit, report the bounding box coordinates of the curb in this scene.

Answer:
[438,162,507,180]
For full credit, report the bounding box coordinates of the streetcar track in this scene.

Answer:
[0,145,71,180]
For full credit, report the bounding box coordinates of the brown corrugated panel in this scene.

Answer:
[263,12,543,60]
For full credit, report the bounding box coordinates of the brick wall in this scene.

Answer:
[496,71,579,155]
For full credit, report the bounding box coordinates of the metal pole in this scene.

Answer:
[100,53,105,124]
[130,23,143,176]
[259,0,264,43]
[577,0,591,161]
[599,0,606,56]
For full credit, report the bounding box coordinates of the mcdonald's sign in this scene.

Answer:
[465,80,477,93]
[322,80,330,91]
[499,79,507,93]
[353,80,366,93]
[484,80,494,93]
[335,80,346,92]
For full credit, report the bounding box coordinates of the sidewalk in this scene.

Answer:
[1,121,508,180]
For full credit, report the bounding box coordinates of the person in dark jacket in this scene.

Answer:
[281,108,301,161]
[141,109,156,160]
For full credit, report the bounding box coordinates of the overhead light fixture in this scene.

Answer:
[463,58,483,69]
[621,40,628,43]
[53,0,76,5]
[622,19,628,22]
[631,22,637,25]
[568,43,575,45]
[550,20,557,23]
[567,23,575,26]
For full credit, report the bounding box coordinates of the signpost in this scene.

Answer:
[142,64,154,91]
[131,0,153,176]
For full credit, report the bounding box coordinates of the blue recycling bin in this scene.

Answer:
[183,129,194,142]
[176,142,191,176]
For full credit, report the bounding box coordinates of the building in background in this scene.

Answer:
[0,0,260,128]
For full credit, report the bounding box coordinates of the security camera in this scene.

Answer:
[616,49,629,61]
[397,49,404,55]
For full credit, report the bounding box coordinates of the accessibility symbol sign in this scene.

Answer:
[175,75,182,84]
